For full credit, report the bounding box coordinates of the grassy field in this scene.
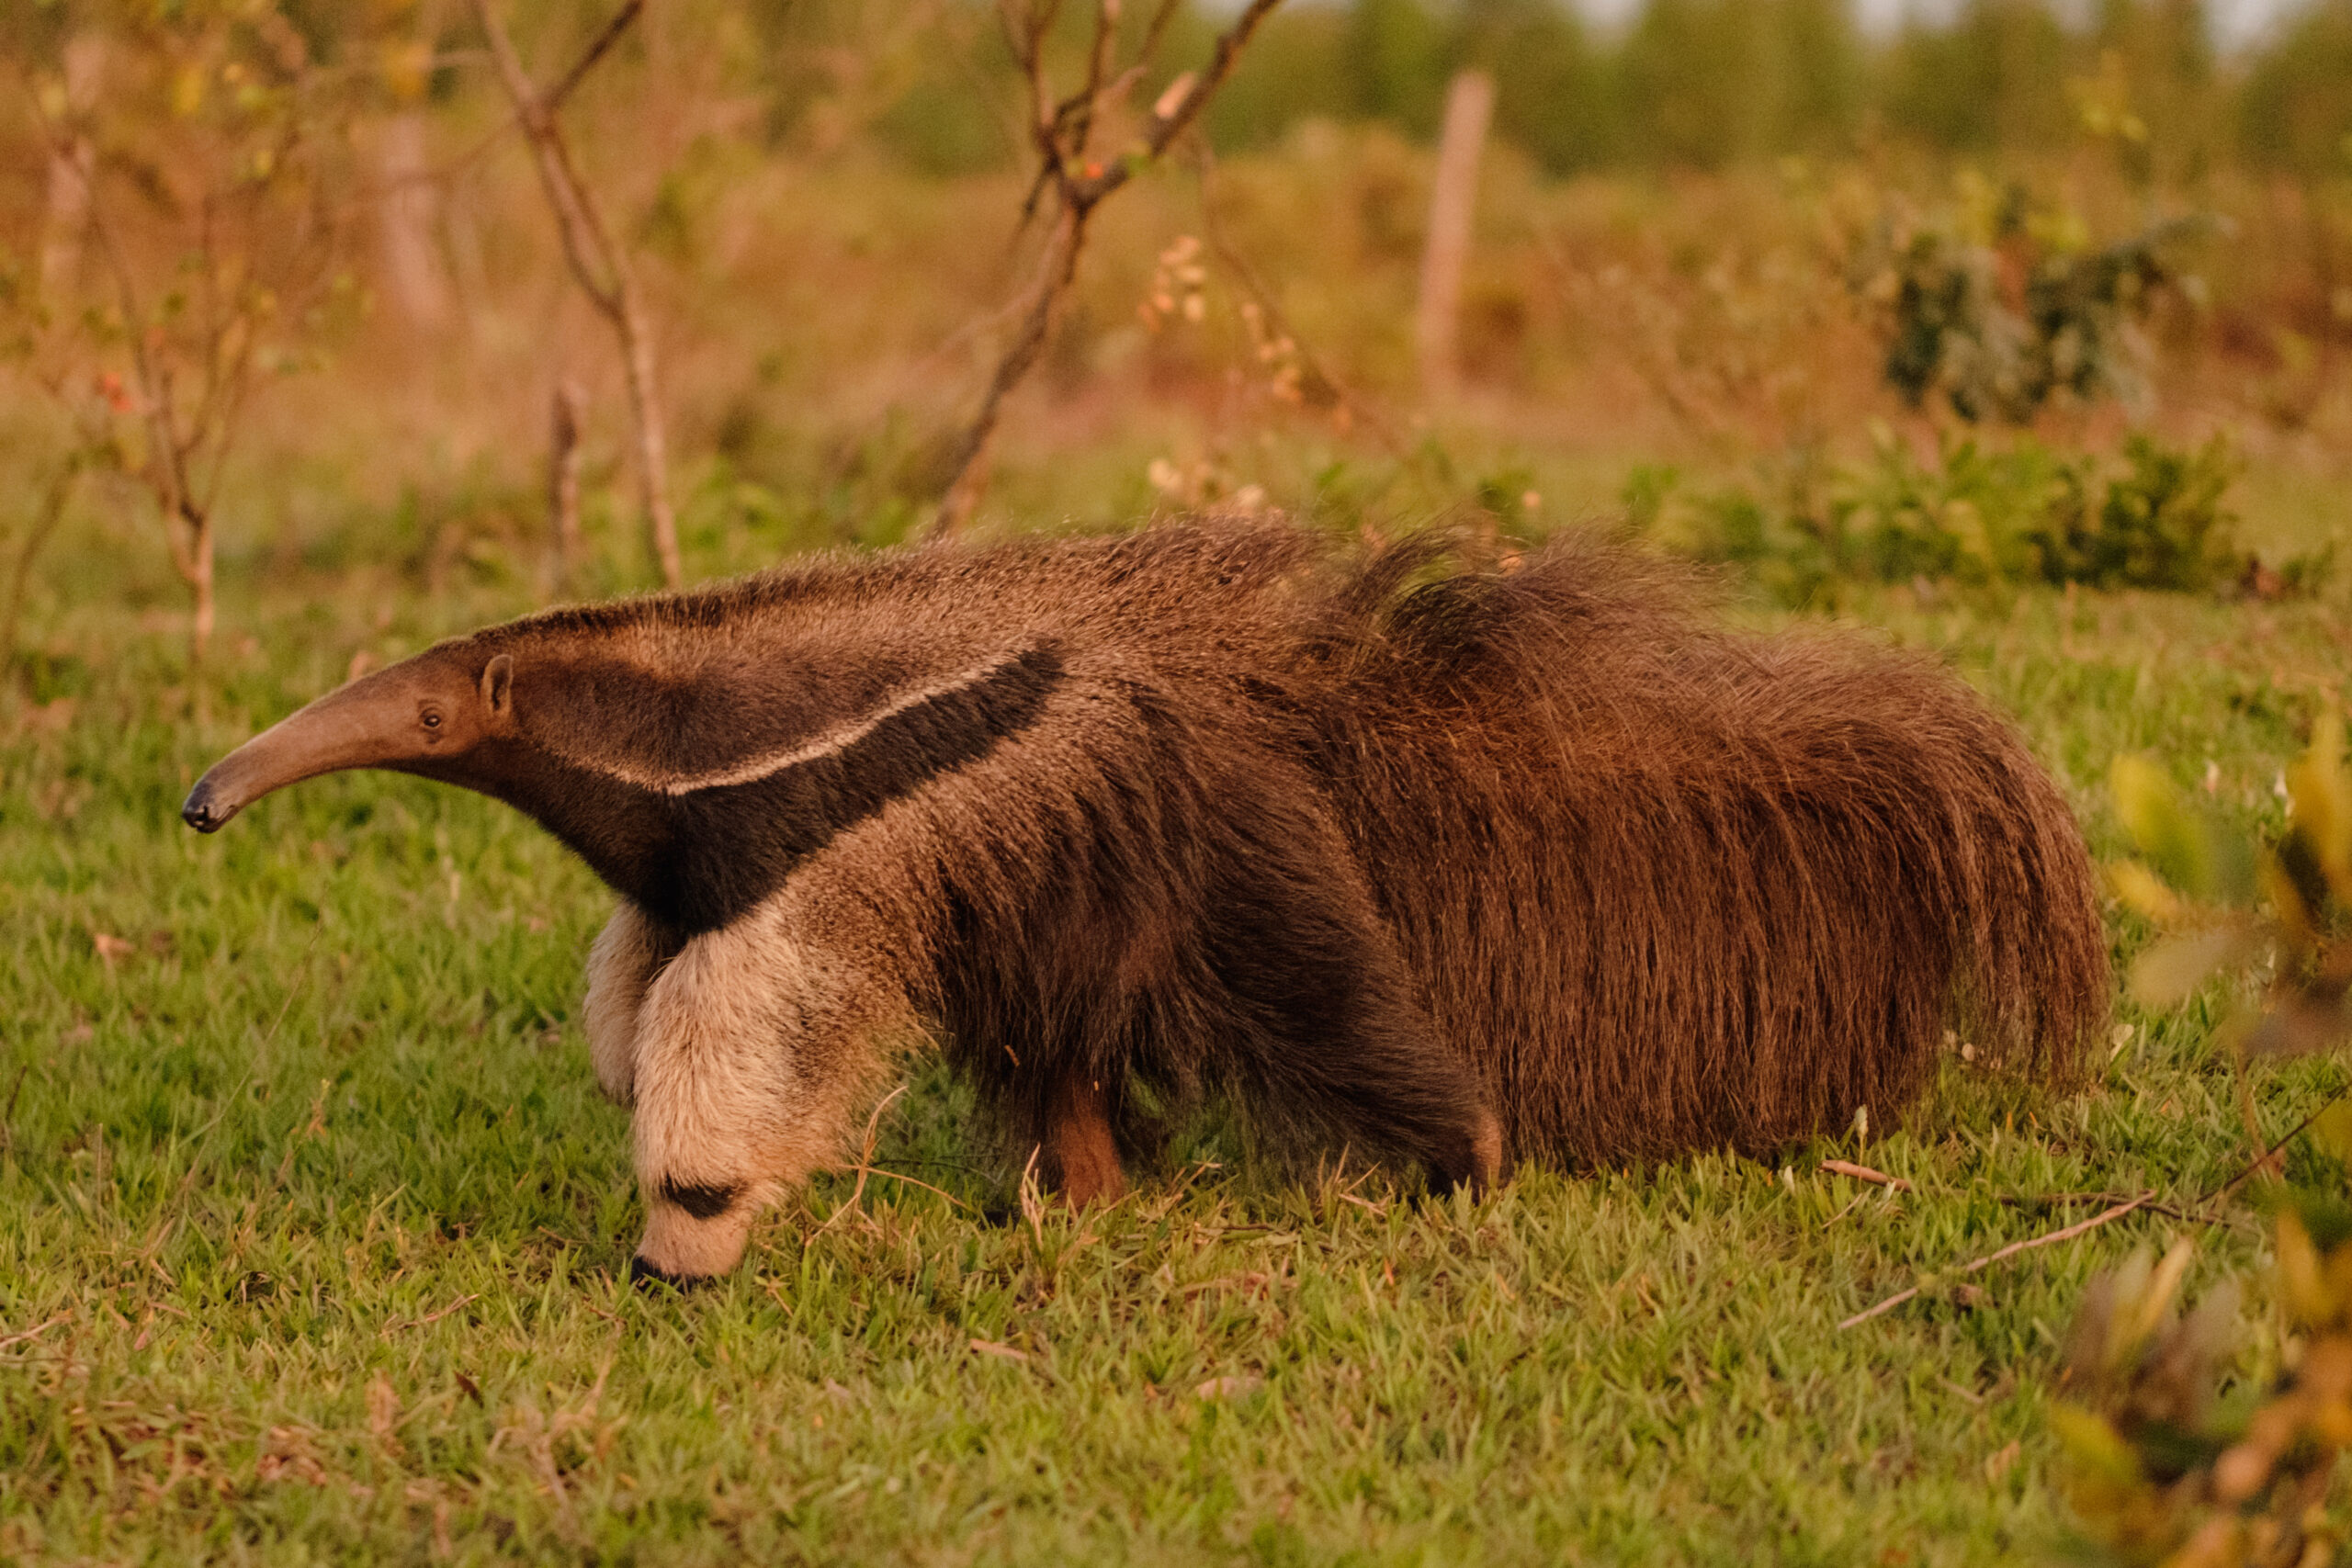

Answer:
[1,527,2348,1566]
[6,4,2351,1551]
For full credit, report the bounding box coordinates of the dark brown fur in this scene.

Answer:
[187,521,2108,1279]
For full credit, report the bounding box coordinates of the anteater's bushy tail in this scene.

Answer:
[1306,532,2108,1163]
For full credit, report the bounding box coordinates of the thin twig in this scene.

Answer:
[548,379,585,592]
[78,169,209,647]
[2202,1081,2352,1217]
[1838,1194,2152,1330]
[382,1293,482,1337]
[0,1314,71,1351]
[544,0,644,111]
[1998,1192,2220,1226]
[17,58,354,660]
[1069,0,1119,165]
[345,19,649,207]
[3,457,82,675]
[1068,0,1283,209]
[1133,0,1185,72]
[1193,142,1413,461]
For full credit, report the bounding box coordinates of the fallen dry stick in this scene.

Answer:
[1838,1193,2153,1330]
[382,1294,481,1337]
[1999,1191,2216,1225]
[1821,1159,1912,1191]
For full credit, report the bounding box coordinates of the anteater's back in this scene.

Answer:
[1300,534,2107,1163]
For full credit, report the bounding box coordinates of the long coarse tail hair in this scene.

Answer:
[1300,530,2109,1164]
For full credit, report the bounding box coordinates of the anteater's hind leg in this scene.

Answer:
[582,902,677,1107]
[1256,1009,1505,1198]
[1212,874,1506,1198]
[625,897,910,1284]
[1042,1075,1126,1207]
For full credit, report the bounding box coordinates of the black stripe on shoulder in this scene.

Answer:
[648,645,1066,932]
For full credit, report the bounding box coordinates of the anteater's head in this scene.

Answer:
[177,590,1068,931]
[182,645,515,833]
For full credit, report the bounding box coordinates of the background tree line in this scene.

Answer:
[2,0,2346,637]
[773,0,2352,179]
[13,0,2350,186]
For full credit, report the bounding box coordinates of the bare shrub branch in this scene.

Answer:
[13,22,359,662]
[3,457,83,676]
[930,0,1284,536]
[548,379,586,594]
[471,0,680,589]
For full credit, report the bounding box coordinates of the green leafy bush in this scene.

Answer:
[1651,428,2255,604]
[1849,175,2211,425]
[2031,434,2246,594]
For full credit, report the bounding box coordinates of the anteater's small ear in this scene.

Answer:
[481,653,514,716]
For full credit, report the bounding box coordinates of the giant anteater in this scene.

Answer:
[185,523,2107,1282]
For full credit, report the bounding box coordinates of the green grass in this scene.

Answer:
[3,548,2349,1565]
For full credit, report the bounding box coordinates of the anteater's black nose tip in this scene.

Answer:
[181,788,222,832]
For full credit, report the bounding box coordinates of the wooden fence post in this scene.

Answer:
[1415,70,1495,401]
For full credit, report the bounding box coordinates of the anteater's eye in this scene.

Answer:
[421,711,442,730]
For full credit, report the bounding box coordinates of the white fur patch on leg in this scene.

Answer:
[583,902,666,1106]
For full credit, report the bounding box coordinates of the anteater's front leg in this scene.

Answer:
[582,902,678,1106]
[626,898,910,1284]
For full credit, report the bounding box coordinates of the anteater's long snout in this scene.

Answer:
[180,731,300,834]
[178,667,438,835]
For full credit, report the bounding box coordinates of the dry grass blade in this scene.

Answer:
[256,919,331,1059]
[1821,1192,1871,1229]
[815,1084,911,1234]
[1017,1144,1046,1246]
[851,1165,972,1212]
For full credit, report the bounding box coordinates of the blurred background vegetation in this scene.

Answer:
[0,0,2347,641]
[3,9,2350,1556]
